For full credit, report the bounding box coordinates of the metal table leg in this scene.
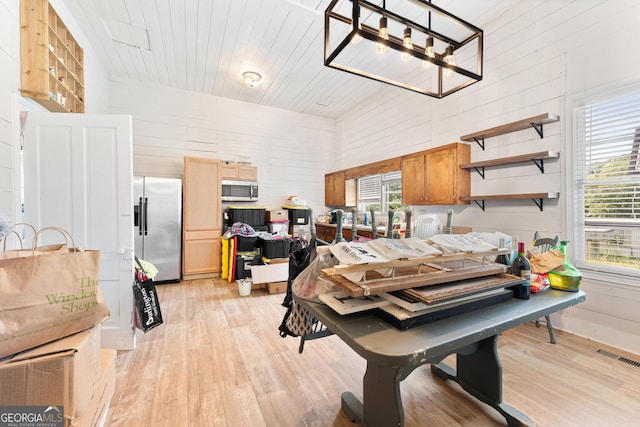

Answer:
[431,335,534,427]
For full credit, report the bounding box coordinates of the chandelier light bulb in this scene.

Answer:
[242,71,262,88]
[422,37,435,69]
[444,46,456,76]
[376,17,389,54]
[351,19,362,44]
[401,27,413,62]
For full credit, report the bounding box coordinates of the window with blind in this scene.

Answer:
[357,171,405,214]
[574,89,640,277]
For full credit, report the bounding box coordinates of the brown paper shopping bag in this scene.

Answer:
[0,227,110,358]
[0,223,69,260]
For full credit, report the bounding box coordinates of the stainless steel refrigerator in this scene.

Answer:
[134,177,182,283]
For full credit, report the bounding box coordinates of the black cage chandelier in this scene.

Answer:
[324,0,483,98]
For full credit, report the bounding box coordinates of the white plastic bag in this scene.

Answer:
[292,252,339,301]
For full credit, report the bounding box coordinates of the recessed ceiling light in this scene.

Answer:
[242,71,262,88]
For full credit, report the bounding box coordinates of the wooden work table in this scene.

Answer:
[294,289,586,427]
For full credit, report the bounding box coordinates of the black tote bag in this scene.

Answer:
[133,257,164,332]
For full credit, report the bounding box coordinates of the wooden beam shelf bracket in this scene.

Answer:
[473,137,485,151]
[473,199,486,211]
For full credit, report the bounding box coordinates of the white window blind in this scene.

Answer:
[574,89,640,276]
[358,174,382,211]
[357,172,404,213]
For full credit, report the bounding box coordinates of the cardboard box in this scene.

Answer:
[250,262,289,284]
[71,349,116,427]
[265,209,288,222]
[267,282,287,294]
[0,326,103,424]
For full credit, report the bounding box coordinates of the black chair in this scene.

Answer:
[532,231,559,344]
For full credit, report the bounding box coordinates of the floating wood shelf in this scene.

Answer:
[461,113,559,150]
[461,192,559,211]
[459,151,560,178]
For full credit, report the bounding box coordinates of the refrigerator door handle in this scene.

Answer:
[144,197,149,235]
[136,197,144,236]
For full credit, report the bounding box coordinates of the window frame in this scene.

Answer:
[357,171,404,215]
[570,85,640,281]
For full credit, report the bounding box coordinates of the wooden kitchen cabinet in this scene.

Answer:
[325,172,344,206]
[315,223,335,243]
[400,154,426,205]
[220,163,257,181]
[20,0,85,113]
[183,157,221,278]
[315,223,375,242]
[325,172,356,207]
[401,143,470,205]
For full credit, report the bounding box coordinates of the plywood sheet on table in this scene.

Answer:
[404,273,524,305]
[322,259,506,297]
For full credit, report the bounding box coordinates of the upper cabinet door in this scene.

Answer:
[237,165,257,181]
[425,147,456,205]
[220,163,257,181]
[401,143,470,205]
[325,172,346,206]
[401,154,426,205]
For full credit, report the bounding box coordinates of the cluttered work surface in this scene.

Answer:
[296,234,535,329]
[291,234,586,427]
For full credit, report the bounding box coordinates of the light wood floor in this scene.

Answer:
[107,279,640,427]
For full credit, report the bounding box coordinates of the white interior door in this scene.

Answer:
[22,112,136,350]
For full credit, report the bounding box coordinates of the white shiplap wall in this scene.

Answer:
[108,78,336,214]
[0,0,20,221]
[335,0,640,354]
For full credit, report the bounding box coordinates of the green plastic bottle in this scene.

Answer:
[548,241,582,292]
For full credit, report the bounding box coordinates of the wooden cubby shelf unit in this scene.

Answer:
[460,113,559,150]
[20,0,85,113]
[460,192,559,212]
[459,151,560,178]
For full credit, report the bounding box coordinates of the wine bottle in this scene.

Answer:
[510,241,531,300]
[494,238,511,270]
[509,236,519,265]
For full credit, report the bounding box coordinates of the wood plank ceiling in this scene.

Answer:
[63,0,517,119]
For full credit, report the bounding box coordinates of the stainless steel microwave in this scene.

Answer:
[221,180,259,201]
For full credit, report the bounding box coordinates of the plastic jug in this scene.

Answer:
[548,241,582,292]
